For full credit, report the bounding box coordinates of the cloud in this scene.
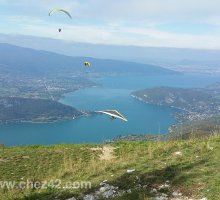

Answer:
[69,0,220,23]
[1,0,220,49]
[2,0,220,23]
[5,19,219,49]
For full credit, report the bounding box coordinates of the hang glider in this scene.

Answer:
[95,110,128,122]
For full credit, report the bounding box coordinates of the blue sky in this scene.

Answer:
[1,0,220,49]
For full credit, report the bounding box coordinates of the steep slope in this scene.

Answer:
[0,135,219,200]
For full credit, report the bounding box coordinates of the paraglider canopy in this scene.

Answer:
[95,110,128,122]
[84,62,91,67]
[49,8,72,19]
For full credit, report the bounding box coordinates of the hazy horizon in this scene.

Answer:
[1,0,220,49]
[1,33,220,69]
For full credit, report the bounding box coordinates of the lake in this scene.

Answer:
[0,73,220,146]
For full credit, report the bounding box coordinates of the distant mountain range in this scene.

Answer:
[0,43,177,76]
[1,33,220,69]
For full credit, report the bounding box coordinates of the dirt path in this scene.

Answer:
[91,146,116,161]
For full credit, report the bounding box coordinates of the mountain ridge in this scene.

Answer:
[0,42,178,76]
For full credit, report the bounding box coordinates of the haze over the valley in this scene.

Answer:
[1,34,220,74]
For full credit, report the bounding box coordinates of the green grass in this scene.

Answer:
[0,135,219,200]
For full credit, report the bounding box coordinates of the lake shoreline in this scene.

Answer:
[1,73,219,146]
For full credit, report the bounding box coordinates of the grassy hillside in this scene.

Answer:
[0,135,219,200]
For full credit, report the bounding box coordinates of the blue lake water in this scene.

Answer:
[0,73,220,146]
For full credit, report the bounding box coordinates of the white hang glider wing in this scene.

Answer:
[95,110,128,122]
